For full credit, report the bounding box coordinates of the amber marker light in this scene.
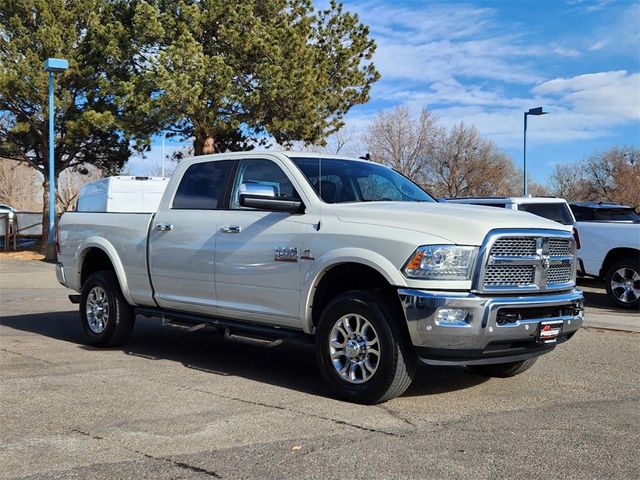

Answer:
[406,250,425,271]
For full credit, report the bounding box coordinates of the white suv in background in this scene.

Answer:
[443,197,576,226]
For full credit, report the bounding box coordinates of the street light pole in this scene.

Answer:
[43,58,68,255]
[48,70,55,240]
[523,106,548,196]
[523,111,528,196]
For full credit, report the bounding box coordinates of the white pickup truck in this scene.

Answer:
[56,152,584,403]
[571,202,640,309]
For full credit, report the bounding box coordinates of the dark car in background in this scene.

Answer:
[570,202,640,223]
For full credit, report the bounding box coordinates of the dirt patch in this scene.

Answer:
[0,251,45,261]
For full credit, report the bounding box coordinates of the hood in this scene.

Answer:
[331,202,571,245]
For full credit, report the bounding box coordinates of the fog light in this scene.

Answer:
[435,308,470,327]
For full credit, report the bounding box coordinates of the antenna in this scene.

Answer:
[316,154,322,231]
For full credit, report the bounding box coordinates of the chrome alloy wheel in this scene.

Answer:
[610,268,640,304]
[86,286,109,334]
[329,314,380,384]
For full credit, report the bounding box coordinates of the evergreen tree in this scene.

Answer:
[0,0,155,248]
[139,0,379,154]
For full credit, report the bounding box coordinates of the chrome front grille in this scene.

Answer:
[477,231,576,293]
[549,239,571,256]
[484,265,535,286]
[547,265,572,284]
[490,237,536,256]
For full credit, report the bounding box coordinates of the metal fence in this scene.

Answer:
[0,212,42,250]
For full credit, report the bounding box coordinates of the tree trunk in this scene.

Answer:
[194,135,216,156]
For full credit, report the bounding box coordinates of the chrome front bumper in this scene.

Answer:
[398,288,584,365]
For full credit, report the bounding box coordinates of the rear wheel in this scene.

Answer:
[315,291,416,404]
[80,270,135,347]
[604,259,640,309]
[466,357,537,378]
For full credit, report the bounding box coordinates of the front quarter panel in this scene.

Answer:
[298,216,474,333]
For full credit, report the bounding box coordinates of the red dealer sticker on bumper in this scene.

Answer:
[538,321,563,344]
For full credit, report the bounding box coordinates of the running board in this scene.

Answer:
[162,317,206,332]
[135,307,311,345]
[224,328,283,348]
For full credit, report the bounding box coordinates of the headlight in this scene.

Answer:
[403,245,478,280]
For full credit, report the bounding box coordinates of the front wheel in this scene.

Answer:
[604,259,640,309]
[315,291,416,404]
[466,357,538,378]
[80,270,135,347]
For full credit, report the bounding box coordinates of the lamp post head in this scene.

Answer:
[44,58,68,73]
[526,106,548,116]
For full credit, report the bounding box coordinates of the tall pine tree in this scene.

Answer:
[137,0,379,154]
[0,0,156,249]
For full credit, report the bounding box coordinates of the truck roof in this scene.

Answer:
[570,201,633,210]
[178,150,378,166]
[446,196,568,204]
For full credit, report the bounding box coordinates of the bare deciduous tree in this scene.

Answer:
[548,163,587,200]
[427,122,518,198]
[326,127,362,156]
[56,165,103,212]
[0,157,42,210]
[583,146,640,207]
[292,126,363,157]
[548,146,640,206]
[363,106,441,183]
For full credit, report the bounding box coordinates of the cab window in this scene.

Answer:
[172,161,233,210]
[230,159,300,209]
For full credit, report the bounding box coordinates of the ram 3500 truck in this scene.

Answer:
[56,152,584,404]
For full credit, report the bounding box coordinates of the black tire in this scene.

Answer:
[80,270,135,347]
[315,290,416,404]
[467,357,538,378]
[604,259,640,310]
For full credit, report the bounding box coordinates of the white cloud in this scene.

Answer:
[552,45,581,57]
[588,39,609,51]
[533,71,640,120]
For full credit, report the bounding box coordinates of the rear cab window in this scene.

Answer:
[172,161,234,210]
[593,208,640,222]
[517,203,574,225]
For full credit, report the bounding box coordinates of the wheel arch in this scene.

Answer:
[77,238,134,305]
[301,250,407,335]
[600,247,640,278]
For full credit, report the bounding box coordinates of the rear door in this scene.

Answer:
[149,159,234,313]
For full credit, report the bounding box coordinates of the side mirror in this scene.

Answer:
[239,183,303,213]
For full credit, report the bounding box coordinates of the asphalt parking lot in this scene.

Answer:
[1,257,639,480]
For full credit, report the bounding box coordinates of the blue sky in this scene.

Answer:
[129,0,640,186]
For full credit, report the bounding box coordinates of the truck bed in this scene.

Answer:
[58,212,156,305]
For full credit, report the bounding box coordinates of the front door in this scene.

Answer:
[215,158,304,328]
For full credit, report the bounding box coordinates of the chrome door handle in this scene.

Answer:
[155,223,173,231]
[221,225,241,233]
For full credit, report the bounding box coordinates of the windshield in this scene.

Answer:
[291,157,435,204]
[517,202,574,225]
